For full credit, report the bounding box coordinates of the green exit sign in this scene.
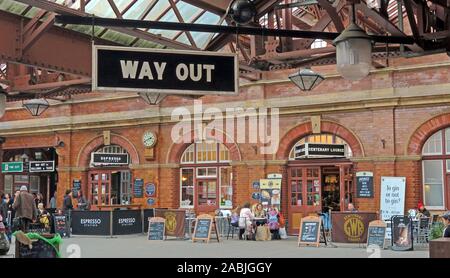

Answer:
[2,162,23,173]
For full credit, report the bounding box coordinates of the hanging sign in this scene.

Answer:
[91,153,129,166]
[29,161,55,172]
[295,143,346,159]
[356,171,374,198]
[1,162,23,173]
[93,45,238,95]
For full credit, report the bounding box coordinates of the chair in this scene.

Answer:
[226,216,240,240]
[417,217,431,244]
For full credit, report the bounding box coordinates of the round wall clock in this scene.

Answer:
[142,130,157,147]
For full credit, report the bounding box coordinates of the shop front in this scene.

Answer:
[2,147,57,206]
[286,134,355,234]
[87,145,133,210]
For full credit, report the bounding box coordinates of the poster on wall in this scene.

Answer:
[380,177,406,239]
[356,172,374,198]
[259,178,281,211]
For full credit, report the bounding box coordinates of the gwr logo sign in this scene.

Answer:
[344,214,365,241]
[92,45,238,95]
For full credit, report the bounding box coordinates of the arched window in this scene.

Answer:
[421,129,448,209]
[180,142,232,210]
[289,134,353,160]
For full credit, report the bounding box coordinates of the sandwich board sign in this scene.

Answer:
[93,45,238,96]
[367,220,387,249]
[298,216,322,247]
[148,217,165,241]
[192,214,219,243]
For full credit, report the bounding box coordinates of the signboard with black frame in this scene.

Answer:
[91,153,129,166]
[71,211,111,236]
[112,209,142,235]
[29,161,55,172]
[356,171,374,198]
[295,143,346,159]
[92,45,238,96]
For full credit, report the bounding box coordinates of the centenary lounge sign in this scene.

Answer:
[92,45,238,95]
[295,143,346,159]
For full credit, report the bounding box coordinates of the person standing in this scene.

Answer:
[35,193,44,209]
[442,211,450,238]
[77,191,88,211]
[12,186,37,233]
[63,189,73,237]
[49,191,57,211]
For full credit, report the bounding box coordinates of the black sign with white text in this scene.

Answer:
[93,45,238,95]
[295,143,346,158]
[71,211,111,236]
[29,161,54,172]
[91,153,129,165]
[112,209,142,235]
[356,172,374,198]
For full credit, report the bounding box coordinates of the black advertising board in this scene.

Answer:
[391,215,414,251]
[53,215,68,237]
[143,209,155,232]
[295,143,345,159]
[71,211,111,236]
[133,178,144,198]
[356,172,374,198]
[91,153,129,165]
[300,222,319,242]
[72,179,81,198]
[112,209,142,235]
[29,161,55,172]
[148,217,165,240]
[193,218,211,239]
[93,45,238,95]
[367,226,386,249]
[17,239,58,258]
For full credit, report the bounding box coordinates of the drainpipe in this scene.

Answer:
[397,0,404,54]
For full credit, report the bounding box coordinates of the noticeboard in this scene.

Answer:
[356,172,374,198]
[148,217,165,240]
[298,216,321,247]
[133,178,144,198]
[192,214,219,243]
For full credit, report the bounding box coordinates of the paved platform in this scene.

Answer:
[2,235,429,258]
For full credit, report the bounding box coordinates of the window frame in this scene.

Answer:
[180,167,195,209]
[421,159,445,210]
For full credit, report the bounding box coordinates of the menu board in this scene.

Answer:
[17,238,58,258]
[298,216,321,247]
[356,172,374,198]
[367,220,387,249]
[148,217,165,240]
[53,215,68,237]
[192,214,219,243]
[72,180,81,198]
[133,178,144,198]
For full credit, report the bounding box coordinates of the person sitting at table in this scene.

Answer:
[238,202,254,240]
[442,211,450,238]
[417,202,431,218]
[346,203,358,212]
[267,207,280,240]
[252,203,266,218]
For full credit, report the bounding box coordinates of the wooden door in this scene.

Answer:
[196,179,218,213]
[288,167,321,234]
[89,171,111,209]
[339,165,354,211]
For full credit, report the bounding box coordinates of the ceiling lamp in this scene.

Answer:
[228,0,256,25]
[23,98,50,116]
[333,4,372,81]
[289,68,324,91]
[0,89,7,118]
[138,92,166,105]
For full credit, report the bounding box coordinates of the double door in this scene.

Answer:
[88,170,131,208]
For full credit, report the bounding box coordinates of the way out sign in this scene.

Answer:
[92,45,238,95]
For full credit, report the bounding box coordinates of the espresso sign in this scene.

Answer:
[93,45,238,95]
[91,153,129,166]
[295,143,346,159]
[29,161,55,172]
[356,172,374,198]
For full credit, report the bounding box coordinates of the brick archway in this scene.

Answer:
[166,129,241,163]
[77,134,140,167]
[275,121,364,160]
[407,113,450,155]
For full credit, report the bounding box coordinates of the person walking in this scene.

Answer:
[49,191,57,211]
[12,186,37,233]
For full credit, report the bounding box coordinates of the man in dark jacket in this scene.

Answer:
[63,190,73,237]
[12,186,37,232]
[442,211,450,238]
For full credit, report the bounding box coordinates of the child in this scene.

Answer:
[267,207,280,240]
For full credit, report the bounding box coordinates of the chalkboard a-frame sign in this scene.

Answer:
[192,214,220,243]
[367,220,387,249]
[148,217,165,240]
[298,216,322,247]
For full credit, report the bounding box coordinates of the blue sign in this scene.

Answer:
[251,192,261,200]
[252,181,260,189]
[145,183,156,197]
[147,198,155,205]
